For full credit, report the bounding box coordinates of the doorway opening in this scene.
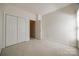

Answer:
[30,20,36,40]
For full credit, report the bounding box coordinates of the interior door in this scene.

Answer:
[6,14,18,47]
[30,20,36,38]
[18,17,26,42]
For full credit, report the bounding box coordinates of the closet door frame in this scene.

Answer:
[5,13,18,47]
[3,13,30,48]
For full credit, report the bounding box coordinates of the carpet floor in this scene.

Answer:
[1,39,79,56]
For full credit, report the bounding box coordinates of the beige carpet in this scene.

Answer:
[1,39,79,56]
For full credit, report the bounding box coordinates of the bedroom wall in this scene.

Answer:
[0,4,4,53]
[4,4,36,20]
[42,4,78,47]
[35,15,42,40]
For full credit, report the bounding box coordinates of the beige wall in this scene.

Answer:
[35,15,42,40]
[0,4,4,53]
[42,4,78,47]
[3,4,36,20]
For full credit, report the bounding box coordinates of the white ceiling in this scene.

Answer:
[5,3,70,15]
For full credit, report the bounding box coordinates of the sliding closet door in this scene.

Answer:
[0,11,2,51]
[6,15,18,47]
[18,17,26,43]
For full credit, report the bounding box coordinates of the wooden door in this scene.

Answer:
[30,20,36,38]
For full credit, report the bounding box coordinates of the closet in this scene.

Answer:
[5,14,29,47]
[18,17,26,43]
[6,15,18,46]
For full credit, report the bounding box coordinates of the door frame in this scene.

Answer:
[4,14,18,47]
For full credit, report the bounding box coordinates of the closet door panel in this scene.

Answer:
[0,11,2,51]
[6,15,18,47]
[18,17,26,42]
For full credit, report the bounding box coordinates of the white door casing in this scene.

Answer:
[6,15,18,47]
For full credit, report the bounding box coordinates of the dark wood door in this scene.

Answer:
[30,20,36,38]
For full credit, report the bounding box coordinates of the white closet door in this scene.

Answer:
[6,15,18,47]
[18,17,26,43]
[0,11,2,51]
